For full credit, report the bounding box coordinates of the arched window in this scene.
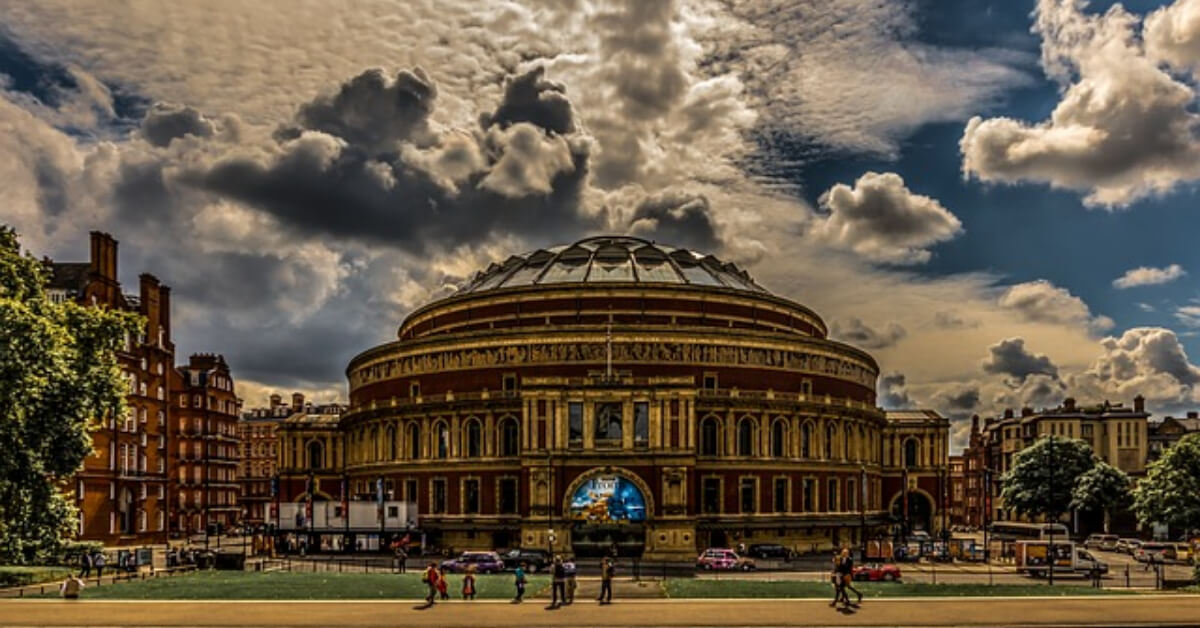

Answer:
[801,422,813,458]
[465,419,481,458]
[407,423,420,459]
[858,426,866,461]
[308,441,324,470]
[435,422,449,459]
[771,420,786,458]
[844,425,852,460]
[370,426,379,461]
[904,438,919,468]
[825,423,836,459]
[737,418,756,457]
[499,417,519,457]
[700,417,720,456]
[386,425,397,460]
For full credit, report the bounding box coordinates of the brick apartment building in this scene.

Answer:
[47,232,174,545]
[238,394,299,528]
[169,354,242,536]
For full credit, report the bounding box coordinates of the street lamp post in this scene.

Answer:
[1046,436,1056,587]
[983,469,991,563]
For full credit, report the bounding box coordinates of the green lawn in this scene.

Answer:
[0,566,72,588]
[39,571,547,600]
[664,579,1135,598]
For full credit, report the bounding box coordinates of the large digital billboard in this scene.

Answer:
[568,475,647,523]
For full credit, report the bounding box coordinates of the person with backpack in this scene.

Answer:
[421,562,439,604]
[512,561,527,603]
[597,557,614,604]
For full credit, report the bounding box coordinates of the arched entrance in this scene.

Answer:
[890,490,934,533]
[565,470,650,558]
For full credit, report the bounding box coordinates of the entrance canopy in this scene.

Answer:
[568,475,647,523]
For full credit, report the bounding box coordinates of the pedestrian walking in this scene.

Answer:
[436,566,450,600]
[59,575,85,600]
[597,557,614,604]
[837,548,862,608]
[828,550,843,608]
[93,552,106,579]
[549,555,567,608]
[392,543,407,573]
[78,552,92,578]
[513,562,527,603]
[462,565,477,600]
[565,558,577,605]
[421,562,439,604]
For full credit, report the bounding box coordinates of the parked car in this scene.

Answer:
[441,551,505,574]
[500,548,550,572]
[1169,543,1195,565]
[1117,538,1142,555]
[696,548,756,571]
[747,544,796,560]
[852,563,902,582]
[1135,542,1171,563]
[1084,534,1119,551]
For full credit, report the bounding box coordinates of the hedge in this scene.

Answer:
[0,566,73,588]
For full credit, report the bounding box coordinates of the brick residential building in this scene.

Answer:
[1148,412,1200,463]
[881,410,951,538]
[948,455,965,526]
[47,232,174,545]
[238,394,297,529]
[170,354,241,537]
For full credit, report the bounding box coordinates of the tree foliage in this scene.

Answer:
[1132,432,1200,534]
[1071,461,1130,533]
[0,226,141,564]
[1000,436,1096,520]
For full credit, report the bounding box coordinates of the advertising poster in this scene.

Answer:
[568,476,647,523]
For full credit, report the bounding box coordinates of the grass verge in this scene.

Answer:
[664,579,1136,598]
[37,570,546,600]
[0,566,72,588]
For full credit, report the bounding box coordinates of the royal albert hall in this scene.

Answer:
[282,236,932,560]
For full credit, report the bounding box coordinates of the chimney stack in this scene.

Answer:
[1003,408,1013,419]
[1020,407,1033,417]
[1187,411,1198,419]
[971,414,979,433]
[292,392,305,412]
[1134,395,1145,413]
[270,394,282,409]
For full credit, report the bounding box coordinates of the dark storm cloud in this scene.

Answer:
[185,65,597,253]
[141,102,215,147]
[878,372,912,409]
[981,337,1058,382]
[934,386,981,414]
[831,317,907,350]
[627,191,719,252]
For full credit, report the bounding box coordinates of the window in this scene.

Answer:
[827,479,839,512]
[634,402,649,446]
[499,418,519,456]
[465,420,481,458]
[700,417,720,456]
[407,423,421,459]
[803,478,815,512]
[737,418,756,456]
[308,441,324,470]
[435,422,449,459]
[825,423,835,459]
[847,479,857,512]
[432,479,447,514]
[499,478,518,514]
[773,478,788,513]
[502,373,518,394]
[409,382,420,398]
[702,478,721,514]
[801,422,812,458]
[702,373,717,391]
[405,479,418,503]
[595,402,623,445]
[387,425,397,460]
[801,380,812,396]
[772,420,786,458]
[904,439,918,468]
[843,425,851,459]
[567,402,584,446]
[464,479,480,514]
[739,478,757,513]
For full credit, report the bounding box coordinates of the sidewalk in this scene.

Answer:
[2,596,1197,627]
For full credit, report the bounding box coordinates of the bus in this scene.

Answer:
[987,522,1070,541]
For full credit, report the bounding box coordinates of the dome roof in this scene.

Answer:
[456,236,768,295]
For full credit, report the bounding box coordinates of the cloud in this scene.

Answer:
[997,279,1113,333]
[1145,0,1200,74]
[625,190,719,252]
[831,317,907,350]
[1112,263,1186,289]
[961,0,1200,207]
[982,337,1059,382]
[140,102,216,148]
[1067,326,1200,406]
[811,172,962,264]
[933,310,979,330]
[878,372,912,409]
[1176,305,1200,327]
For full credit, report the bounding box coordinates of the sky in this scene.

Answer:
[3,0,1200,451]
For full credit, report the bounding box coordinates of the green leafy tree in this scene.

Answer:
[0,226,141,564]
[1070,461,1130,533]
[1000,435,1096,524]
[1133,432,1200,538]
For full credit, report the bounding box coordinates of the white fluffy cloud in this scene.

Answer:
[811,172,963,264]
[1068,327,1200,406]
[1145,0,1200,74]
[1113,263,1186,289]
[1176,305,1200,328]
[998,279,1114,333]
[961,0,1200,207]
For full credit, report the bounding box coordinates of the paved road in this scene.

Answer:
[2,596,1197,627]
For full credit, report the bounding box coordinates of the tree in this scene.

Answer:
[1071,461,1130,533]
[1000,435,1096,523]
[1133,432,1200,538]
[0,226,141,564]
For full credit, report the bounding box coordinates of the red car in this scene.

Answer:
[696,548,756,571]
[852,563,901,581]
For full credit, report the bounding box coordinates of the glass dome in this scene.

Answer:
[455,236,768,295]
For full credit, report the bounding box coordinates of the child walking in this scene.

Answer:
[462,564,477,600]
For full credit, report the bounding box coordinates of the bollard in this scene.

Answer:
[1124,564,1129,588]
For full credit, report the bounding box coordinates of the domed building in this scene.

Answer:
[277,236,925,560]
